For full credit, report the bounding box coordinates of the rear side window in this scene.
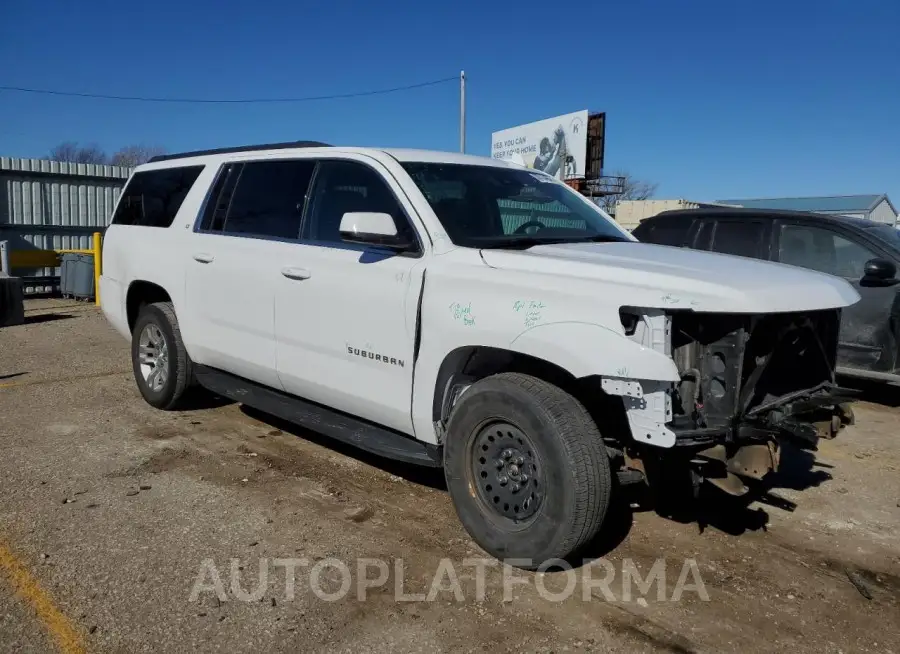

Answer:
[112,166,204,227]
[222,160,316,239]
[198,164,241,232]
[711,221,766,259]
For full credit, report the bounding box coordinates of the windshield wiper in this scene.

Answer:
[475,235,628,250]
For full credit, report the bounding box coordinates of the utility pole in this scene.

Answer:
[459,70,466,153]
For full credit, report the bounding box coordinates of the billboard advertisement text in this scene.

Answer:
[491,110,589,180]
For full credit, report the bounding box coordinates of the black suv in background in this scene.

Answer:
[633,208,900,384]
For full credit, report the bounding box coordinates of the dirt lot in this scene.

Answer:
[1,299,898,653]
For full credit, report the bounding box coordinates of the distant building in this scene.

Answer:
[715,195,897,226]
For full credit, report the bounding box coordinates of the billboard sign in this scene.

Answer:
[491,110,589,180]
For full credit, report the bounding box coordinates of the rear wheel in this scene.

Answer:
[131,301,192,410]
[443,373,611,568]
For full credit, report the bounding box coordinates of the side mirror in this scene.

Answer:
[339,212,412,251]
[861,258,898,286]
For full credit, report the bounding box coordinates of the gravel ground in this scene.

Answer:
[0,299,898,653]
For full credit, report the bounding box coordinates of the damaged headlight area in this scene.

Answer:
[609,307,856,497]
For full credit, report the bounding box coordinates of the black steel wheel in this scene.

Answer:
[444,373,612,567]
[471,421,543,521]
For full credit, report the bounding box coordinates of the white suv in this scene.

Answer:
[101,141,858,566]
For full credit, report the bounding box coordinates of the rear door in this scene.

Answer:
[183,159,316,388]
[773,220,898,376]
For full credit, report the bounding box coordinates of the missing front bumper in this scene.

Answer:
[671,382,857,448]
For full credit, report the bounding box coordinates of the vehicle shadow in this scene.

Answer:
[178,389,235,411]
[24,313,74,325]
[614,481,772,547]
[221,399,829,564]
[837,376,900,408]
[619,440,831,544]
[239,405,447,491]
[570,475,776,569]
[769,441,833,491]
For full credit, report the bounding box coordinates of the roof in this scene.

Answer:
[138,144,515,171]
[649,206,884,229]
[148,141,330,162]
[381,148,514,167]
[716,194,890,214]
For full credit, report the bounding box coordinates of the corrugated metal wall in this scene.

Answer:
[0,157,131,292]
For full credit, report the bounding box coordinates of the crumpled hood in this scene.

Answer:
[480,241,860,313]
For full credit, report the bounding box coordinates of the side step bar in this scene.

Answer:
[194,365,442,468]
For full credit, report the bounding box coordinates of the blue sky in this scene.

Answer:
[1,0,897,203]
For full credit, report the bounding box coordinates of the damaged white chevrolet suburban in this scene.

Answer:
[100,142,859,566]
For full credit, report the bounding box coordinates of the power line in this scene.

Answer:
[0,76,459,104]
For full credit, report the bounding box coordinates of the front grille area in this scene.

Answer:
[670,309,841,434]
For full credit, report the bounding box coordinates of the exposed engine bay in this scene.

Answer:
[612,308,856,496]
[670,309,849,443]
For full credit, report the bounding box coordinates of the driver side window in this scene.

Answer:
[778,224,874,279]
[301,160,416,247]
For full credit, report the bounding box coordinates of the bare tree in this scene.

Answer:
[76,144,107,165]
[49,142,80,162]
[596,170,659,213]
[110,144,167,168]
[49,142,108,165]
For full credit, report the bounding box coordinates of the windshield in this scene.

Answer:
[401,162,630,249]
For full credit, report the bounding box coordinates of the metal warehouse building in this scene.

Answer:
[716,195,898,226]
[0,157,130,292]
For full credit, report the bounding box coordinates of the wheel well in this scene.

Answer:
[126,281,171,331]
[432,347,576,422]
[432,346,630,443]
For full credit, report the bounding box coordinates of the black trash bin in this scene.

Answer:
[0,273,25,327]
[60,253,95,300]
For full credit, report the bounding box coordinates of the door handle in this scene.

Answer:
[193,253,214,264]
[281,267,311,280]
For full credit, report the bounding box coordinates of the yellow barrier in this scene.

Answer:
[4,232,102,303]
[8,248,93,268]
[92,232,102,306]
[8,250,63,268]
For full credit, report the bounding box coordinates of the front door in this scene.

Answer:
[774,221,898,375]
[275,157,426,434]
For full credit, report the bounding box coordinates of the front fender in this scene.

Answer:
[411,319,680,445]
[509,321,680,381]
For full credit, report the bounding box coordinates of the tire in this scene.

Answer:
[443,372,611,568]
[131,301,193,410]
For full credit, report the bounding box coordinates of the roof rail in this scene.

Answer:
[148,140,331,163]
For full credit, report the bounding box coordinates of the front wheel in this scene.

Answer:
[443,373,611,568]
[131,301,193,410]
